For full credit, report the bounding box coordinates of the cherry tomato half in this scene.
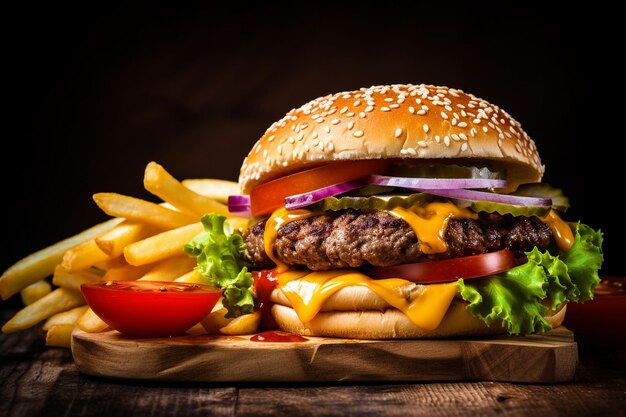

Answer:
[365,249,522,283]
[81,281,222,338]
[250,160,389,216]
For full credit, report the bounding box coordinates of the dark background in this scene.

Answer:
[2,4,622,308]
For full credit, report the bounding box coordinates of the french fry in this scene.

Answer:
[124,222,203,266]
[173,270,205,284]
[0,218,122,300]
[2,288,84,333]
[201,300,232,334]
[102,263,153,281]
[77,308,108,333]
[185,323,207,335]
[93,193,197,229]
[42,305,88,331]
[93,256,128,271]
[219,311,261,335]
[61,239,113,273]
[138,256,196,282]
[45,325,75,348]
[182,178,240,204]
[20,280,52,305]
[144,162,230,217]
[95,222,157,257]
[52,265,103,292]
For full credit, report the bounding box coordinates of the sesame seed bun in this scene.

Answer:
[239,84,543,194]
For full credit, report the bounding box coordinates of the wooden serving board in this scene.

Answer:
[71,327,578,383]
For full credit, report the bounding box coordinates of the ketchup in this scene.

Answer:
[250,331,309,343]
[253,269,279,330]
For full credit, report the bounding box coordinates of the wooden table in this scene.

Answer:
[1,310,624,417]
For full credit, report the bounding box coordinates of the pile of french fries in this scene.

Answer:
[0,162,261,348]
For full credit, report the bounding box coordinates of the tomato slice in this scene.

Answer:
[81,281,222,338]
[365,249,522,283]
[250,160,389,216]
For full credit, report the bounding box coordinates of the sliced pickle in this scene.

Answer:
[511,183,569,212]
[388,163,505,179]
[347,184,395,196]
[466,201,551,217]
[309,193,434,211]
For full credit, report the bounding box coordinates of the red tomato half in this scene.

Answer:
[250,160,389,216]
[81,281,222,338]
[366,249,521,283]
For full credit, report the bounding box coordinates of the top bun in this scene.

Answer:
[239,84,543,194]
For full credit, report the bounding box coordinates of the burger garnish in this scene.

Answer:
[187,84,603,339]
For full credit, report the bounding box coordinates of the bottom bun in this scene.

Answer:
[272,300,566,339]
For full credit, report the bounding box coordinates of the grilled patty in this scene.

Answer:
[243,210,553,270]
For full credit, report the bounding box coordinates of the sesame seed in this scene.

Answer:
[331,119,340,125]
[444,136,451,146]
[353,130,364,137]
[452,134,460,141]
[397,98,405,104]
[459,133,468,140]
[423,124,430,133]
[473,118,481,124]
[461,142,468,152]
[470,128,477,136]
[453,112,459,119]
[312,131,318,139]
[461,110,467,117]
[416,98,422,104]
[312,114,320,120]
[409,106,415,114]
[365,106,374,112]
[417,141,428,148]
[304,144,310,152]
[384,97,394,102]
[445,105,453,112]
[282,161,288,167]
[499,133,505,139]
[278,144,283,154]
[451,118,457,126]
[318,141,324,150]
[421,105,429,111]
[354,100,361,106]
[435,135,441,143]
[505,132,512,138]
[348,121,355,130]
[340,106,348,114]
[389,104,399,109]
[268,135,275,142]
[346,112,355,117]
[288,137,295,144]
[300,123,308,130]
[457,122,468,128]
[406,148,417,155]
[395,128,402,138]
[316,118,325,123]
[263,149,268,158]
[328,142,334,151]
[324,126,331,134]
[381,107,391,112]
[440,112,449,119]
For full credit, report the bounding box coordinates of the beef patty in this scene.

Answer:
[243,209,553,270]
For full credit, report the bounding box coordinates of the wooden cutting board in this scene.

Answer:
[71,327,577,383]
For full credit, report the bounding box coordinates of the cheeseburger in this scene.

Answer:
[227,84,603,339]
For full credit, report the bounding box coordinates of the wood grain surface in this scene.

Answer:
[71,327,578,383]
[1,309,625,417]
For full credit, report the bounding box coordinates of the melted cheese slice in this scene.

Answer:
[277,270,458,331]
[541,209,574,251]
[389,202,477,254]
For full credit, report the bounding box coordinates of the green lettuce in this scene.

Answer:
[458,223,603,335]
[184,214,254,318]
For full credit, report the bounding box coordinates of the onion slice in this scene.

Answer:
[414,188,552,207]
[367,175,508,189]
[285,179,366,210]
[228,195,251,216]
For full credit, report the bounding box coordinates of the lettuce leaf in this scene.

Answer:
[184,214,254,318]
[459,223,603,335]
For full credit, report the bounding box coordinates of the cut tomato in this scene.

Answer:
[365,249,522,283]
[81,281,222,337]
[250,160,389,216]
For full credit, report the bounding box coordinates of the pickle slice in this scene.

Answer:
[511,183,569,212]
[466,201,551,217]
[309,193,434,211]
